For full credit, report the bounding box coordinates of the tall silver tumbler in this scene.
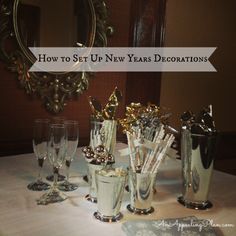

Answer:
[94,169,127,222]
[178,128,217,210]
[127,170,157,215]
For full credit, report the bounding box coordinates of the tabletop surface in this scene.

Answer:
[0,143,235,236]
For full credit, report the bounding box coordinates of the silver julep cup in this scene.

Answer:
[85,163,104,203]
[94,168,127,222]
[178,128,217,210]
[83,119,116,184]
[127,171,156,215]
[90,119,117,155]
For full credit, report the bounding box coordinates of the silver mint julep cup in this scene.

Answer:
[84,118,117,199]
[127,170,157,215]
[178,128,218,210]
[94,168,127,222]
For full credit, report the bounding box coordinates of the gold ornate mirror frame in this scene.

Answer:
[0,0,110,113]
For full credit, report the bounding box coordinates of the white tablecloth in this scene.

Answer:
[0,143,235,236]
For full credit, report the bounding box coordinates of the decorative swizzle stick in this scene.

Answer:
[119,103,178,174]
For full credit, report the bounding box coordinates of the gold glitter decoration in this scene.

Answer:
[88,87,122,120]
[119,103,170,133]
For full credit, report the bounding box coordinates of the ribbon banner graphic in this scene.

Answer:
[29,47,216,72]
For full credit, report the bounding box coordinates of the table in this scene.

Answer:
[0,143,235,236]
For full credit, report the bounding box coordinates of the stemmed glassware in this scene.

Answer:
[58,120,79,191]
[37,124,68,205]
[27,119,50,191]
[46,117,66,182]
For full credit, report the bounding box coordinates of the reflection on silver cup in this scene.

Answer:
[83,119,117,185]
[94,168,127,222]
[90,119,117,155]
[127,171,156,215]
[178,128,217,210]
[85,163,103,203]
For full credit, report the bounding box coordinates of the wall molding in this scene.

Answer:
[125,0,166,105]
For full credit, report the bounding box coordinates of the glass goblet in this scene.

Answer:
[27,119,50,191]
[37,124,68,205]
[46,116,66,182]
[58,120,79,191]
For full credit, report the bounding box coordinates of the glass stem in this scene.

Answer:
[53,166,59,190]
[65,160,71,182]
[37,158,44,182]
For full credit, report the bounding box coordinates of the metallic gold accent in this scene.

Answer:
[88,97,103,120]
[93,0,109,47]
[88,87,122,120]
[0,0,111,113]
[119,103,166,134]
[102,87,122,120]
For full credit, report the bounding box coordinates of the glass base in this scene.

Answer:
[37,189,67,205]
[127,204,154,215]
[27,180,50,191]
[58,181,78,192]
[94,211,123,223]
[85,194,97,203]
[46,174,65,182]
[177,196,213,210]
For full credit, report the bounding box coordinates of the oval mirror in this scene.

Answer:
[0,0,110,113]
[13,0,96,64]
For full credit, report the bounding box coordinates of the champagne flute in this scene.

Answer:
[37,124,68,205]
[58,120,79,191]
[27,119,50,191]
[46,117,66,182]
